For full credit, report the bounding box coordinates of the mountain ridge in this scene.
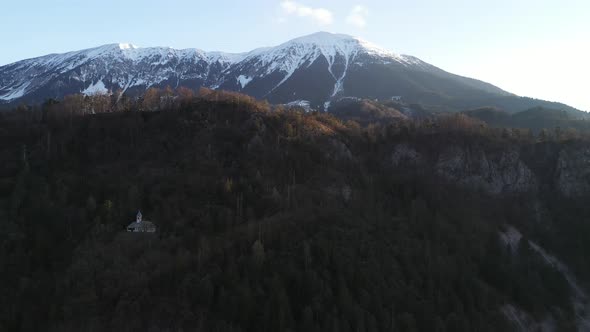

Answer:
[0,32,581,115]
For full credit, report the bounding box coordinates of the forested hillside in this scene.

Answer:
[464,106,590,134]
[1,90,589,331]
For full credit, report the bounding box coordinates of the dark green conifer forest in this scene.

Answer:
[0,89,589,331]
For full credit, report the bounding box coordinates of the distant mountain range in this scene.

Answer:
[0,32,582,115]
[463,106,590,133]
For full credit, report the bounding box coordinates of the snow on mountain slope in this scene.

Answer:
[260,32,423,67]
[221,32,426,96]
[0,32,519,110]
[0,43,243,102]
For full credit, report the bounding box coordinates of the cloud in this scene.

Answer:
[280,0,334,26]
[346,5,369,28]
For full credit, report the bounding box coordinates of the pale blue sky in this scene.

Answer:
[1,0,589,110]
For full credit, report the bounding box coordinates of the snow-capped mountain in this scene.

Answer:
[0,42,238,104]
[0,32,579,113]
[216,32,443,110]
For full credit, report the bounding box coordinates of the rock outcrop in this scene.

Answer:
[435,146,537,195]
[388,140,590,197]
[555,147,590,197]
[391,143,423,167]
[390,144,538,195]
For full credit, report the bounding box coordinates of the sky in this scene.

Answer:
[1,0,589,111]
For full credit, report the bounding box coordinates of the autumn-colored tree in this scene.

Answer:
[142,87,161,111]
[89,93,111,113]
[438,113,485,133]
[176,86,194,103]
[63,94,86,116]
[161,86,175,109]
[198,86,214,97]
[562,127,580,141]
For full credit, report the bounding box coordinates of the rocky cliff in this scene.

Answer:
[555,147,590,197]
[389,142,590,197]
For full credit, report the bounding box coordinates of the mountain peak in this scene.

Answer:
[117,43,139,50]
[287,31,356,44]
[281,31,372,51]
[92,43,140,53]
[278,31,410,62]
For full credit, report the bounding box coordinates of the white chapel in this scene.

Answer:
[127,210,156,233]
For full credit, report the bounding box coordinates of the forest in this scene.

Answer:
[1,88,589,331]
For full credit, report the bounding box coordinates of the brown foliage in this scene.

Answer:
[142,87,161,111]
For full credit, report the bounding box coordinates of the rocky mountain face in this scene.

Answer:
[0,32,580,114]
[389,141,590,197]
[435,147,537,194]
[555,147,590,197]
[0,43,236,105]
